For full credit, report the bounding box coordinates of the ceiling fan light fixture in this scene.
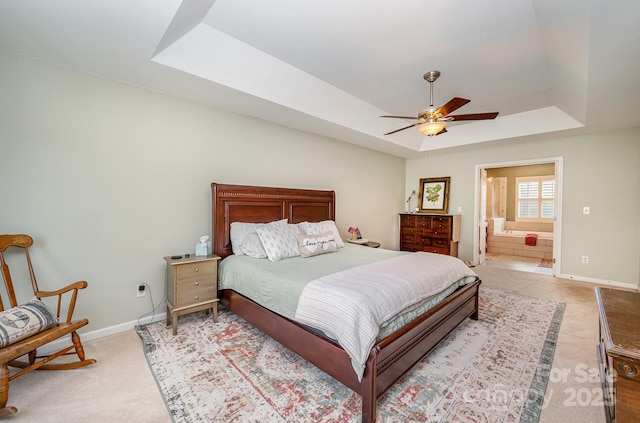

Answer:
[417,121,446,136]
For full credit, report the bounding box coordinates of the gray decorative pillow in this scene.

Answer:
[0,299,59,348]
[255,224,302,262]
[297,231,338,258]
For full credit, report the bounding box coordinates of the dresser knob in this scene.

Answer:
[194,281,199,286]
[618,361,638,377]
[194,295,199,300]
[194,268,199,272]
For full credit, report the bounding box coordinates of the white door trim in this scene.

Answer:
[473,156,563,275]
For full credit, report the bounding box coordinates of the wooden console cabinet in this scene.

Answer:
[399,213,460,257]
[595,287,640,423]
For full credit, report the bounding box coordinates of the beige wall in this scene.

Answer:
[406,131,640,287]
[0,52,405,331]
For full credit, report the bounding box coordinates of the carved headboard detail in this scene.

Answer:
[211,183,336,259]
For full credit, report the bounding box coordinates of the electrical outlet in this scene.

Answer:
[581,256,589,264]
[136,283,147,298]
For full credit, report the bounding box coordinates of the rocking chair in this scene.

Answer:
[0,234,96,416]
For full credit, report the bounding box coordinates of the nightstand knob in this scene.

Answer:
[194,295,199,300]
[194,281,199,286]
[194,268,199,272]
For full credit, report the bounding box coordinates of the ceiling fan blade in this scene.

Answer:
[380,115,419,120]
[447,112,499,121]
[436,97,470,117]
[384,123,416,135]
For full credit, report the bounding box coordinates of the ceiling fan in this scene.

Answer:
[381,71,499,136]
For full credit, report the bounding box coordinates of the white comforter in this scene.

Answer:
[294,252,477,380]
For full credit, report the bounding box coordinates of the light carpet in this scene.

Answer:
[136,287,564,422]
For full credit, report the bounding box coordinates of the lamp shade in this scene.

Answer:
[416,121,446,136]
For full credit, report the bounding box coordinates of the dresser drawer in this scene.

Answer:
[424,228,451,238]
[400,214,417,228]
[430,238,450,248]
[401,232,417,243]
[176,261,217,279]
[421,246,450,255]
[400,242,420,252]
[430,217,452,231]
[414,215,432,229]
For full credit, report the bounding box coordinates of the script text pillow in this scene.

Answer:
[297,231,338,258]
[298,220,345,248]
[255,224,301,262]
[0,299,59,348]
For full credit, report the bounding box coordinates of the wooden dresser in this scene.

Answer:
[399,213,460,257]
[595,287,640,423]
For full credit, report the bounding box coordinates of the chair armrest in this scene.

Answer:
[35,281,89,323]
[36,281,88,297]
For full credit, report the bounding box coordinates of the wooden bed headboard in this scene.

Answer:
[211,183,336,259]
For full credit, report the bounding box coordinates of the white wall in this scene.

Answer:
[406,130,640,287]
[0,51,405,331]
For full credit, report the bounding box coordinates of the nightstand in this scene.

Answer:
[347,240,381,248]
[164,254,220,335]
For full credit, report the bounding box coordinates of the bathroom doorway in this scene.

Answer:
[473,157,563,276]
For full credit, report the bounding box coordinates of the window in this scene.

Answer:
[516,176,555,221]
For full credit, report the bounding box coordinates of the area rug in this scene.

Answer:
[136,287,564,422]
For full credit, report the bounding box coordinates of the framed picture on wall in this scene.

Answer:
[418,177,450,214]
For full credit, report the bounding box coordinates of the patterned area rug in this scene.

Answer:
[136,287,564,422]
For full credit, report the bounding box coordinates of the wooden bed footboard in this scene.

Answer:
[221,278,480,422]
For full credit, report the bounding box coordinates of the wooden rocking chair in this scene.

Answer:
[0,234,96,417]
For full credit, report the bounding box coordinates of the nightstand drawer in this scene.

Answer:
[176,261,216,279]
[176,282,215,307]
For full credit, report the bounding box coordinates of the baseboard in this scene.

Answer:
[38,312,167,355]
[558,273,638,291]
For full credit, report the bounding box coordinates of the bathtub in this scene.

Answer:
[494,230,553,240]
[486,220,554,259]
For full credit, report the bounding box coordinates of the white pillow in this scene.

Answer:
[297,231,338,258]
[239,232,267,259]
[255,224,302,262]
[230,219,287,255]
[298,220,345,248]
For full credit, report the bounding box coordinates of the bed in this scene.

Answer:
[211,183,481,423]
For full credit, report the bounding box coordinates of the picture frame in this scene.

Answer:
[418,177,450,214]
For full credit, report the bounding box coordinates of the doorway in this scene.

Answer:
[473,157,563,276]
